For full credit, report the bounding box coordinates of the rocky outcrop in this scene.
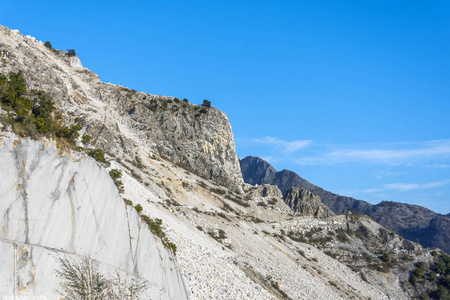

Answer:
[0,25,244,193]
[283,188,334,218]
[240,156,450,253]
[0,133,188,299]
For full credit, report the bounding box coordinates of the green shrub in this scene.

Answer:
[0,72,81,147]
[109,169,122,180]
[380,252,390,263]
[139,215,176,254]
[67,49,76,56]
[88,148,107,163]
[109,169,124,192]
[134,204,143,214]
[44,41,53,49]
[202,99,211,107]
[55,256,148,298]
[81,134,92,145]
[123,198,133,206]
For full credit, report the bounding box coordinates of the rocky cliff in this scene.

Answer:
[240,155,450,253]
[0,25,447,300]
[0,133,188,299]
[283,187,335,218]
[0,25,243,193]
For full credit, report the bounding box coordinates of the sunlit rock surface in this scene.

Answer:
[0,133,188,299]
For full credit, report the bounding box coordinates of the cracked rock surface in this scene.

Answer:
[0,133,188,299]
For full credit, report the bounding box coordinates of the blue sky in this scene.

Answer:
[1,1,449,213]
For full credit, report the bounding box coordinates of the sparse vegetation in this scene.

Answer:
[67,49,76,56]
[134,204,143,214]
[251,216,264,223]
[202,99,211,107]
[44,41,53,49]
[55,256,148,299]
[380,252,390,263]
[140,215,177,255]
[88,148,108,164]
[222,203,234,213]
[123,198,133,206]
[0,72,81,147]
[297,249,306,258]
[336,229,350,243]
[410,252,450,299]
[210,187,226,195]
[109,169,124,192]
[134,155,144,168]
[225,193,250,207]
[81,134,92,145]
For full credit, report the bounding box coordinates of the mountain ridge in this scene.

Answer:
[240,155,450,253]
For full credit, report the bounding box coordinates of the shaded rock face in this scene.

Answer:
[240,156,450,253]
[262,184,283,199]
[0,25,243,193]
[0,133,188,299]
[283,188,334,218]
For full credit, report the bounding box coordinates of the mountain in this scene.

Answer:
[1,25,449,299]
[240,155,450,253]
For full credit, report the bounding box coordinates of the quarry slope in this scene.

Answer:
[0,133,188,299]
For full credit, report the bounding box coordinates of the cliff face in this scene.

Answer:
[0,133,188,299]
[0,25,243,192]
[240,156,450,253]
[283,188,335,218]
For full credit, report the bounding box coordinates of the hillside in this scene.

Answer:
[1,25,449,299]
[240,156,450,253]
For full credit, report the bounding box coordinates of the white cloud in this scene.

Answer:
[295,139,450,165]
[236,137,312,153]
[362,188,383,193]
[339,188,383,196]
[384,180,450,191]
[426,164,450,169]
[375,170,403,179]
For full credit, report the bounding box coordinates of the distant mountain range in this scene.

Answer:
[240,156,450,253]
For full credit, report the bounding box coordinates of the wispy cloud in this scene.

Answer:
[295,140,450,165]
[426,164,450,169]
[340,181,449,198]
[384,180,450,191]
[339,188,383,196]
[236,137,312,153]
[375,170,403,179]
